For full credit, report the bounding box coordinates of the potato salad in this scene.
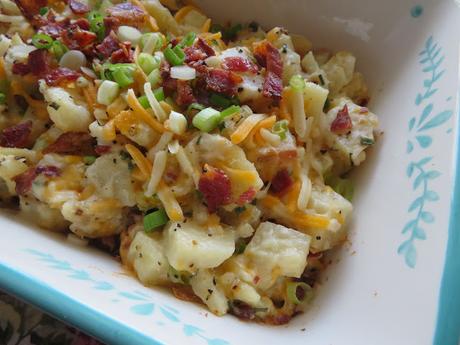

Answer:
[0,0,378,324]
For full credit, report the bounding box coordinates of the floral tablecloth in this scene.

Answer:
[0,292,102,345]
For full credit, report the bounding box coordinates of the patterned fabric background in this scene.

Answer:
[0,292,102,345]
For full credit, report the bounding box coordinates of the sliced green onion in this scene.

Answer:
[324,173,354,201]
[83,156,97,165]
[137,53,160,75]
[32,33,53,49]
[187,103,205,113]
[88,11,105,41]
[286,282,313,305]
[147,68,161,86]
[170,65,196,80]
[138,88,164,109]
[153,87,165,102]
[173,45,185,59]
[210,93,239,108]
[0,92,6,105]
[360,136,375,146]
[138,95,150,109]
[117,26,142,45]
[289,74,306,91]
[112,67,134,88]
[140,33,164,52]
[179,32,196,47]
[50,40,68,59]
[192,107,221,132]
[220,105,240,120]
[164,46,185,66]
[272,120,289,140]
[103,63,136,87]
[39,7,49,16]
[143,208,169,232]
[97,80,119,105]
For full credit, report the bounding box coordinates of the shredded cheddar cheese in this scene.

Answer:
[231,114,266,144]
[126,89,166,133]
[157,181,184,221]
[125,143,153,179]
[201,18,211,33]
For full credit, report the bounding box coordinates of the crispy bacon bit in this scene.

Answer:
[104,17,120,35]
[111,41,133,63]
[28,49,50,76]
[330,105,352,134]
[196,38,215,57]
[35,165,61,177]
[160,60,177,93]
[61,24,97,50]
[198,164,232,212]
[14,167,36,195]
[270,169,292,195]
[40,21,67,38]
[43,132,96,156]
[184,46,207,63]
[74,18,90,30]
[14,165,61,195]
[69,0,90,14]
[254,41,283,99]
[12,63,30,76]
[44,68,80,86]
[253,41,268,68]
[94,145,111,155]
[0,121,32,148]
[13,0,46,19]
[205,68,241,96]
[95,31,120,58]
[222,56,258,73]
[263,42,283,100]
[106,3,146,27]
[237,187,256,205]
[176,80,196,106]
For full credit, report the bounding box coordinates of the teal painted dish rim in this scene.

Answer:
[0,261,164,345]
[433,89,460,345]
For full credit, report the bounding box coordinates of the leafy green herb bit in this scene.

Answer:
[360,137,375,145]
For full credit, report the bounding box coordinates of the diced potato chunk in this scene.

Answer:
[307,184,353,252]
[61,196,127,238]
[164,219,235,272]
[40,82,92,132]
[322,51,356,94]
[303,82,329,117]
[218,272,261,306]
[245,222,311,289]
[190,269,228,316]
[0,154,28,195]
[127,231,169,285]
[86,152,135,207]
[19,196,69,231]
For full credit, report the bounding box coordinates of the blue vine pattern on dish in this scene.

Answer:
[399,36,453,268]
[24,249,229,345]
